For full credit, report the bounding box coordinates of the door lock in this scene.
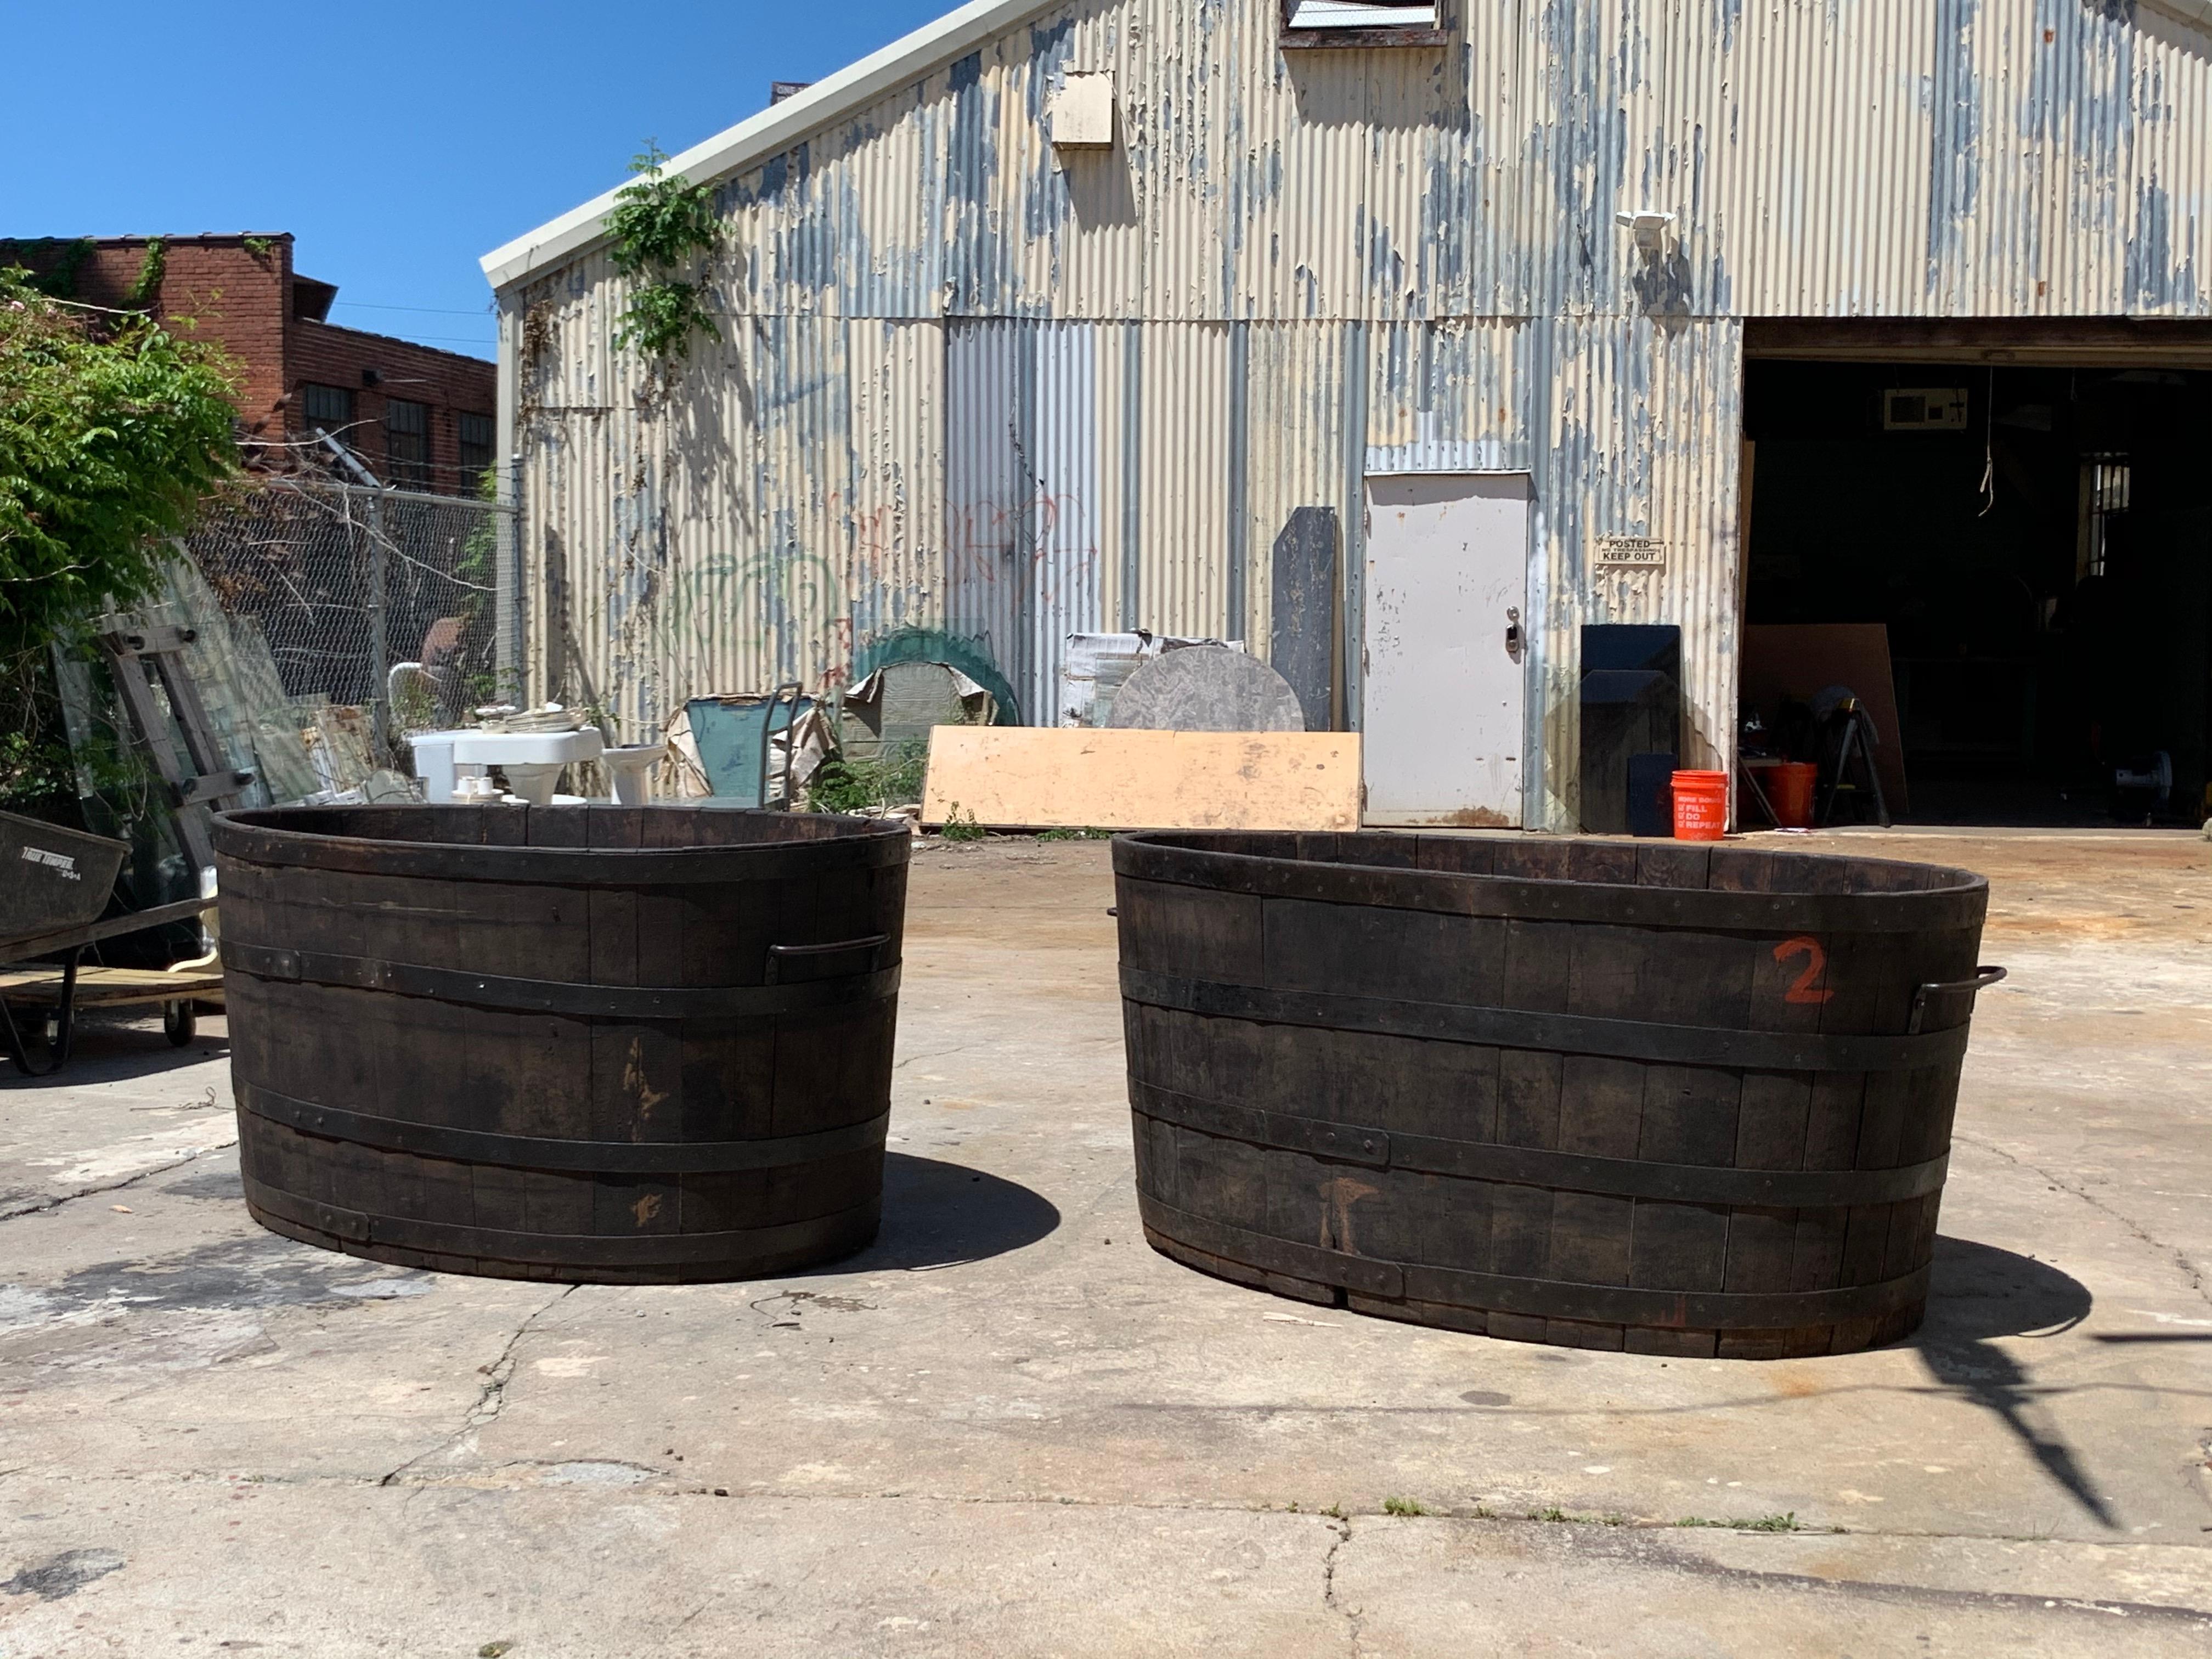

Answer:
[1505,606,1524,664]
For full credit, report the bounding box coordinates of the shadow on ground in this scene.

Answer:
[1915,1233,2110,1527]
[810,1152,1061,1274]
[1919,1234,2092,1342]
[0,1011,228,1090]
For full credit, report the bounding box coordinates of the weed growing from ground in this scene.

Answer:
[939,803,986,842]
[1674,1513,1815,1532]
[809,740,926,812]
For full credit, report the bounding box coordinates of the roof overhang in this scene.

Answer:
[1746,315,2212,368]
[479,0,1057,294]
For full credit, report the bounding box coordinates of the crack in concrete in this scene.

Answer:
[1321,1515,1361,1657]
[893,1043,979,1071]
[13,1465,2212,1558]
[1957,1132,2211,1312]
[0,1140,237,1222]
[377,1285,577,1488]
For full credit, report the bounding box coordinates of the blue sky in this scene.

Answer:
[0,1,949,360]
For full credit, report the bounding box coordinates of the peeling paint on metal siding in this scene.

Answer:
[1032,320,1105,719]
[505,0,2212,805]
[846,318,951,670]
[1137,323,1235,639]
[1225,320,1252,639]
[522,0,2210,329]
[945,319,1106,724]
[1118,323,1144,626]
[945,318,1029,714]
[1927,0,1985,302]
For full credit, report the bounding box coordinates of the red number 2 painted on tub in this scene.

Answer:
[1773,935,1836,1005]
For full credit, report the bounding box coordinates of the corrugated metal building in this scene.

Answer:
[483,0,2212,830]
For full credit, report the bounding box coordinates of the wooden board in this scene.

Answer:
[0,967,224,1008]
[921,728,1361,831]
[1741,623,1911,815]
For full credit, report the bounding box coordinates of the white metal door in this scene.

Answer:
[1361,472,1531,826]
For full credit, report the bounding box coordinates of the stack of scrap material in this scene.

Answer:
[842,662,996,760]
[299,699,377,795]
[1058,633,1242,727]
[156,556,320,806]
[472,702,591,734]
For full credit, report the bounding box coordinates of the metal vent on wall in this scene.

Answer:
[1882,388,1970,431]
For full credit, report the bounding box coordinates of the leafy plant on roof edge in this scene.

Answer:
[0,267,240,661]
[607,143,721,373]
[0,238,97,301]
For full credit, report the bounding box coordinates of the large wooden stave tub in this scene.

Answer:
[215,804,908,1283]
[1114,832,2000,1358]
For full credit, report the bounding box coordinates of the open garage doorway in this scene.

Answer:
[1741,324,2212,828]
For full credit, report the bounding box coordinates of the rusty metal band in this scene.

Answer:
[1128,1081,1949,1208]
[222,939,899,1019]
[1112,839,1987,934]
[213,807,909,886]
[242,1171,880,1269]
[1121,969,1967,1074]
[239,1082,888,1175]
[1136,1193,1932,1330]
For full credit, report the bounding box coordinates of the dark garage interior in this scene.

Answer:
[1742,350,2212,826]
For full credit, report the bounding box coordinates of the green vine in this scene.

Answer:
[606,143,720,365]
[242,235,277,261]
[0,238,96,300]
[126,238,166,309]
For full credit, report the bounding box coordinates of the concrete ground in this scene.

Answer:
[3,827,2209,1657]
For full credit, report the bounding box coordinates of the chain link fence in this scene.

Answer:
[185,476,517,757]
[0,476,516,966]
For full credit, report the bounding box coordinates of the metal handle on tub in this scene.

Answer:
[1908,966,2007,1034]
[764,933,889,985]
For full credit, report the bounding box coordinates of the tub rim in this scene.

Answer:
[214,803,909,885]
[1111,830,1988,934]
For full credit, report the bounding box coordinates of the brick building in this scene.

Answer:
[1,233,495,495]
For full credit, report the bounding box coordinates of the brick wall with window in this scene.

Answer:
[286,320,495,493]
[0,232,494,493]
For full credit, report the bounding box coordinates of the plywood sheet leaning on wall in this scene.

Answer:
[1742,624,1911,817]
[921,729,1361,832]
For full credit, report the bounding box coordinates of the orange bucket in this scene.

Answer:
[1671,770,1729,841]
[1768,760,1819,830]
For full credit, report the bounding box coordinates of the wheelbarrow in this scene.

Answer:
[1,811,218,1077]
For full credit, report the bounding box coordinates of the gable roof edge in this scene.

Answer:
[479,0,1058,293]
[2145,0,2212,31]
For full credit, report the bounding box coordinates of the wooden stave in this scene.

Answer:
[1113,831,1988,1356]
[216,805,905,1284]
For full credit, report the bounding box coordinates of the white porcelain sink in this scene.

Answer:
[448,730,605,768]
[444,729,605,805]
